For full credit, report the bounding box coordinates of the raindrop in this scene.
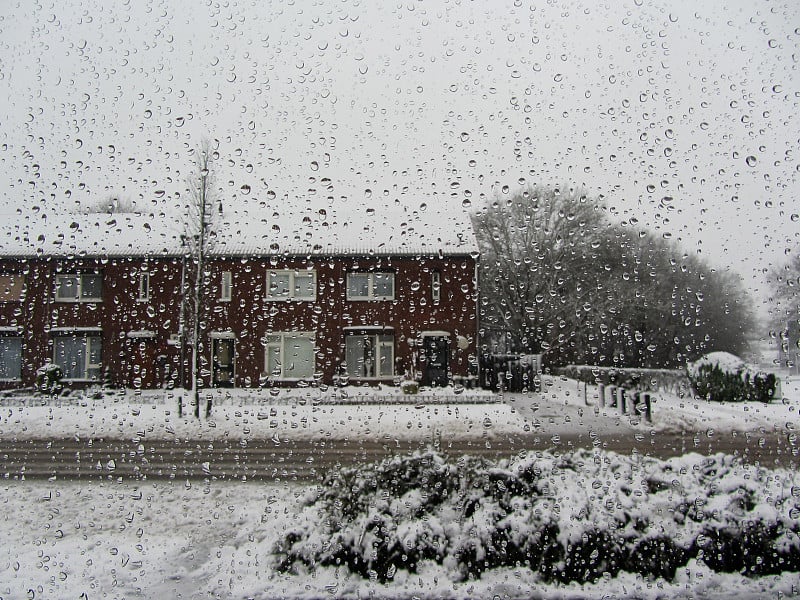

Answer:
[240,184,251,195]
[745,155,757,167]
[460,132,469,142]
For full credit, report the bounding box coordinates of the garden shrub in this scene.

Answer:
[35,362,63,396]
[273,450,800,585]
[687,352,776,403]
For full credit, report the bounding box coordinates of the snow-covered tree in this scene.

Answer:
[768,251,800,370]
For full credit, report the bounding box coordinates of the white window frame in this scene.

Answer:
[53,335,102,381]
[220,271,232,301]
[344,332,395,379]
[55,273,103,303]
[346,272,395,301]
[263,332,316,380]
[266,270,316,301]
[431,271,441,304]
[0,336,22,381]
[0,274,25,302]
[137,272,150,302]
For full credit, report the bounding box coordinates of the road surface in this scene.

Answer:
[2,428,797,481]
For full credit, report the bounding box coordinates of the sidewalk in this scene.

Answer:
[0,375,796,443]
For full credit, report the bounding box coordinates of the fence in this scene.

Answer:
[556,365,690,395]
[596,383,653,423]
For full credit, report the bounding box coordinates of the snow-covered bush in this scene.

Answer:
[687,351,776,403]
[274,450,800,584]
[35,362,63,396]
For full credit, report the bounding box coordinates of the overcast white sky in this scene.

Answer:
[0,0,797,308]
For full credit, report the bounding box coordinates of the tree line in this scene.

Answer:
[472,185,755,368]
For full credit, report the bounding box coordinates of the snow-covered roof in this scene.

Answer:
[0,204,478,258]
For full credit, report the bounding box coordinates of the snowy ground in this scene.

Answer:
[0,374,797,443]
[2,458,798,600]
[1,375,798,599]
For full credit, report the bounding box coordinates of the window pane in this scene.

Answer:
[81,275,102,299]
[378,336,394,377]
[138,272,150,300]
[345,335,367,376]
[284,336,314,378]
[266,345,281,376]
[373,273,394,298]
[0,337,22,379]
[347,273,369,298]
[56,275,79,300]
[268,273,290,297]
[55,337,85,379]
[294,273,314,299]
[221,271,232,300]
[0,275,24,301]
[87,337,101,365]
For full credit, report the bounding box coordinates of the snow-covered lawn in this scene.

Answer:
[1,374,797,442]
[509,372,800,436]
[2,451,798,600]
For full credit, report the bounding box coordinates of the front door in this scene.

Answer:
[421,336,449,387]
[212,338,235,387]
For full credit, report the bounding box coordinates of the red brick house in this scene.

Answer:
[0,205,479,392]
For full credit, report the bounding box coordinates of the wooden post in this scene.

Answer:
[643,392,652,423]
[598,383,605,408]
[617,387,625,414]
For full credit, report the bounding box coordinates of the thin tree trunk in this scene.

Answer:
[191,170,207,417]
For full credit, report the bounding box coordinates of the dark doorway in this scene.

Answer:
[212,338,235,387]
[421,336,449,387]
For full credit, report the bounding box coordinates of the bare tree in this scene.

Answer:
[79,194,138,214]
[182,139,219,417]
[472,185,615,359]
[473,184,756,368]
